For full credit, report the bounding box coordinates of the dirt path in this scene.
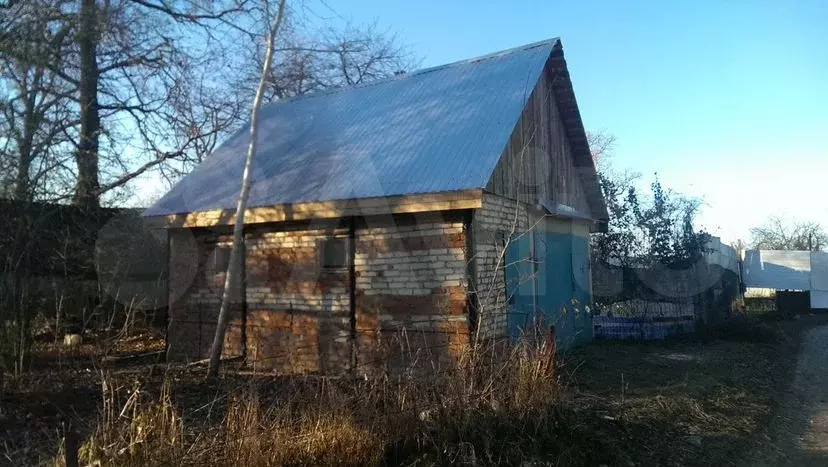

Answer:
[749,324,828,466]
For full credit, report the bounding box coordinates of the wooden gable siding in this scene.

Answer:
[485,60,591,216]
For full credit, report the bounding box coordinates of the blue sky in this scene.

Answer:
[321,0,828,243]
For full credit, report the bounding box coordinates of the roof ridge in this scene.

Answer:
[404,36,560,78]
[263,37,561,108]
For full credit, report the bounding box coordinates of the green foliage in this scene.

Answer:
[591,172,638,264]
[592,174,710,267]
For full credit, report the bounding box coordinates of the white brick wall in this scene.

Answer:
[244,227,350,313]
[356,221,467,296]
[471,193,535,339]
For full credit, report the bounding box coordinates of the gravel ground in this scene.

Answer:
[748,324,828,466]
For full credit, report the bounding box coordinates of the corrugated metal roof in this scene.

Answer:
[145,38,561,217]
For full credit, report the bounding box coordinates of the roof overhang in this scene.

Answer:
[143,189,483,229]
[546,41,610,225]
[539,200,606,233]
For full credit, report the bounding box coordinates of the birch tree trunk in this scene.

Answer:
[207,0,287,379]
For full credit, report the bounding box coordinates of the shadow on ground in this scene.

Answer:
[563,313,828,466]
[743,317,828,466]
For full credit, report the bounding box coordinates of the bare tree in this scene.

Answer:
[0,0,77,202]
[587,129,639,202]
[0,55,77,202]
[256,21,413,101]
[587,129,616,173]
[1,0,252,206]
[2,1,414,204]
[750,216,827,251]
[731,239,746,259]
[207,0,286,379]
[73,0,100,208]
[156,75,246,184]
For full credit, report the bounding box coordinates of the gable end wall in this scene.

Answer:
[486,59,592,216]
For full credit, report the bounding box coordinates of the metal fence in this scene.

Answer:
[592,238,741,341]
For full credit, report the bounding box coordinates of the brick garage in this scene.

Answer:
[149,38,609,375]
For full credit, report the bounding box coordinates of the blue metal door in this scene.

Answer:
[570,228,593,344]
[505,232,535,340]
[537,223,574,345]
[505,219,594,348]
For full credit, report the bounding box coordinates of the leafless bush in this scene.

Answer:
[0,272,38,377]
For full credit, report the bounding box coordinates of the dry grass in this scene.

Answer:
[57,338,560,466]
[24,314,828,466]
